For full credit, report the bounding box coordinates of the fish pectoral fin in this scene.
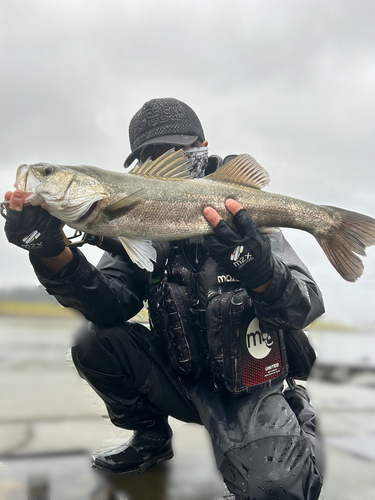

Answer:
[129,149,191,180]
[118,237,157,272]
[206,154,271,189]
[103,189,145,221]
[258,226,280,234]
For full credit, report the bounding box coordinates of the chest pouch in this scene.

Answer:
[284,329,316,380]
[206,288,288,396]
[148,281,207,376]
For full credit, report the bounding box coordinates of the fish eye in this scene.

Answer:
[43,166,54,176]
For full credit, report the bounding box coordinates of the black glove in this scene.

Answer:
[204,208,274,290]
[4,205,66,258]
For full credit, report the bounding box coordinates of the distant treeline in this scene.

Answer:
[0,287,358,329]
[0,286,56,303]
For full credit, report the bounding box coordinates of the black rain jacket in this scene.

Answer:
[29,230,325,332]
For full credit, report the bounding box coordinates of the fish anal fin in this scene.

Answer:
[104,189,145,221]
[118,237,156,272]
[129,149,191,180]
[206,154,271,189]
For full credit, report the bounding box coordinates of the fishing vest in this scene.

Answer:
[148,238,289,396]
[147,154,316,395]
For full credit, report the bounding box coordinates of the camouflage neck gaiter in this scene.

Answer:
[183,146,209,178]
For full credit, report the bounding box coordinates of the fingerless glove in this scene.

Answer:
[4,205,66,258]
[204,209,274,290]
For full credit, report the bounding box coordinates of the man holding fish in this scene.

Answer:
[4,98,326,499]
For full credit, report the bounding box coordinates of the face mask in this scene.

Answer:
[183,146,209,178]
[134,146,209,178]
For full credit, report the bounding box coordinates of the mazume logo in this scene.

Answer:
[245,318,273,359]
[230,245,254,269]
[22,230,41,244]
[231,245,244,261]
[21,229,43,250]
[217,274,240,283]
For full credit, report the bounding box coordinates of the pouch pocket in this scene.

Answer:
[148,281,206,375]
[284,329,316,380]
[206,289,288,396]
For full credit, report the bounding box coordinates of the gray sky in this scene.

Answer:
[1,0,375,326]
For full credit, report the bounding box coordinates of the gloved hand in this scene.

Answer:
[4,204,66,258]
[204,206,274,290]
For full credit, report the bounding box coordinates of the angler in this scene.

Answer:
[4,98,326,499]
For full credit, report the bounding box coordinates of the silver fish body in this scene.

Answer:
[81,174,334,239]
[14,150,375,281]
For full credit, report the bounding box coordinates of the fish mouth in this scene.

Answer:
[14,165,42,203]
[77,200,99,223]
[15,164,30,191]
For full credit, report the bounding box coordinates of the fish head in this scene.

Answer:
[14,162,109,224]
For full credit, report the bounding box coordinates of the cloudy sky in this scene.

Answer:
[1,0,375,325]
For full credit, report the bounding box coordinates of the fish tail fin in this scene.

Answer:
[316,206,375,282]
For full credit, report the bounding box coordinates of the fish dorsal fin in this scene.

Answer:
[206,154,270,189]
[129,149,191,180]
